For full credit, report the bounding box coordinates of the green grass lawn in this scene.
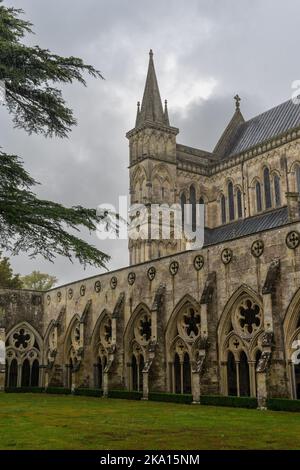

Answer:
[0,393,300,450]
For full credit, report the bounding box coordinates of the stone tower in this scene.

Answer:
[126,50,180,265]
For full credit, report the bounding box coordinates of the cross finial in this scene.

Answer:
[234,94,241,110]
[149,49,153,57]
[137,101,140,112]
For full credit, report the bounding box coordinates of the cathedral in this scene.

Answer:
[1,50,300,408]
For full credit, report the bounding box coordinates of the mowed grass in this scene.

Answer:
[0,393,300,450]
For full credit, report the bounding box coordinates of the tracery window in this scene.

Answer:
[180,193,186,230]
[94,313,112,389]
[273,174,281,207]
[190,185,196,232]
[5,324,41,388]
[221,195,226,224]
[263,167,272,209]
[256,181,262,213]
[219,291,264,398]
[237,189,243,218]
[228,181,235,221]
[296,164,300,193]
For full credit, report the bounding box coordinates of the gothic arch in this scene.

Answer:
[5,322,43,388]
[165,295,201,394]
[63,314,81,361]
[124,303,152,391]
[217,285,263,397]
[283,288,300,399]
[43,319,57,369]
[90,309,112,389]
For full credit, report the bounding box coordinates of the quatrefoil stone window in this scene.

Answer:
[128,272,136,286]
[110,277,117,289]
[251,240,264,258]
[68,288,73,300]
[147,266,156,281]
[80,285,86,297]
[286,231,300,249]
[237,299,261,336]
[94,281,101,293]
[169,261,179,276]
[194,255,204,271]
[221,248,233,265]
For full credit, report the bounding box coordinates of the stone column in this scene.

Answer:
[142,371,149,400]
[103,372,108,397]
[191,371,200,404]
[0,328,5,391]
[256,372,268,410]
[249,361,256,397]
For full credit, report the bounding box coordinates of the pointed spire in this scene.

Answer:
[138,49,166,126]
[164,99,170,126]
[135,101,141,126]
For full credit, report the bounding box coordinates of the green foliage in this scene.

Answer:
[267,398,300,412]
[0,2,110,268]
[5,387,44,393]
[107,389,143,400]
[74,388,102,397]
[45,387,71,395]
[0,253,22,288]
[200,395,258,409]
[21,270,57,291]
[0,2,103,138]
[148,392,193,404]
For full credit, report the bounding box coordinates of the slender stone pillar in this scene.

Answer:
[191,371,201,404]
[142,371,149,400]
[103,372,108,397]
[256,372,268,410]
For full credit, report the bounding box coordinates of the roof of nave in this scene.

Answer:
[204,206,289,246]
[214,99,300,159]
[176,143,216,167]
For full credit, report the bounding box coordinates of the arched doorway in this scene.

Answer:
[132,355,138,391]
[21,359,30,387]
[227,351,237,396]
[139,355,144,392]
[174,353,181,394]
[183,353,191,393]
[31,359,40,387]
[9,359,18,387]
[239,351,250,396]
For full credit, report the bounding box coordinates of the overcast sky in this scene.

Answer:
[1,0,300,286]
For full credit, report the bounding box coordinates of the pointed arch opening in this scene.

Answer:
[237,188,243,218]
[273,174,281,207]
[227,351,237,396]
[9,358,18,388]
[264,167,272,209]
[190,185,196,232]
[221,194,226,224]
[256,181,262,213]
[239,351,250,397]
[228,181,235,221]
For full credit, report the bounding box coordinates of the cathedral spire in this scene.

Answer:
[164,99,170,126]
[138,49,166,126]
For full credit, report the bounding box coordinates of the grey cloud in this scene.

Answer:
[1,0,300,284]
